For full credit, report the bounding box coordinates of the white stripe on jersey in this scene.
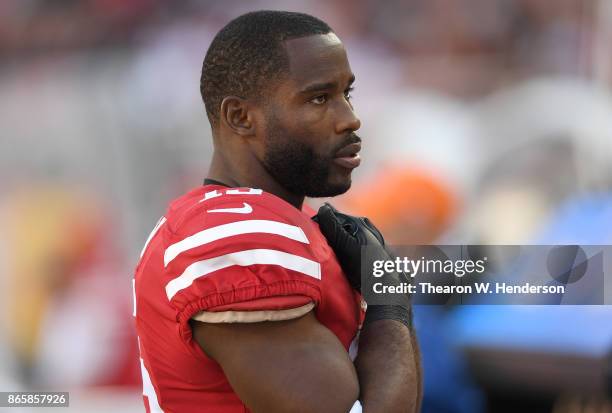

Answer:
[132,278,137,317]
[349,400,363,413]
[164,219,309,267]
[165,248,321,300]
[140,216,167,259]
[140,357,164,412]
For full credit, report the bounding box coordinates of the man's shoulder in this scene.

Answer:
[157,185,326,315]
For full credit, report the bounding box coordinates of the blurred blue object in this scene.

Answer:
[449,305,612,357]
[413,306,485,413]
[536,193,612,244]
[447,193,612,400]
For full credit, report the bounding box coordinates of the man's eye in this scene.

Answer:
[344,87,354,100]
[310,95,327,105]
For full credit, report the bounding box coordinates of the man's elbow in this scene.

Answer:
[300,365,360,413]
[326,376,360,413]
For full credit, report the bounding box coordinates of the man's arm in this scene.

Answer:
[355,319,422,413]
[192,311,360,413]
[314,204,423,413]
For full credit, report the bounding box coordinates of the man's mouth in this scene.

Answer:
[333,142,361,170]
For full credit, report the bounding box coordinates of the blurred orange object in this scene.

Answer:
[2,187,102,368]
[339,166,459,245]
[0,185,139,387]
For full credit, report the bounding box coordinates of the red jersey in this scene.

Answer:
[134,185,364,413]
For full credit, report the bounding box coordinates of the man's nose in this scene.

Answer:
[335,100,361,135]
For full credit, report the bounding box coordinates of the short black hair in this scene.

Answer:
[200,10,333,127]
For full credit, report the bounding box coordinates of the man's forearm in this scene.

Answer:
[312,205,422,412]
[355,320,422,413]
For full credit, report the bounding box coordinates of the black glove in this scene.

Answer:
[313,203,384,291]
[314,203,413,329]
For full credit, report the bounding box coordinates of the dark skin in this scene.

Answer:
[194,33,421,413]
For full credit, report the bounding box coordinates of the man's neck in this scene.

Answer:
[207,151,305,210]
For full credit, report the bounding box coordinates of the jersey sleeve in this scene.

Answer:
[162,195,322,326]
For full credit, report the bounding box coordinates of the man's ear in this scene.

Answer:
[220,96,256,136]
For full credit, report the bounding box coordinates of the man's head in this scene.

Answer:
[201,10,361,198]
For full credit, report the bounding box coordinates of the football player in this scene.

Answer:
[134,10,421,413]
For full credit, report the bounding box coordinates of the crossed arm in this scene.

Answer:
[192,312,421,413]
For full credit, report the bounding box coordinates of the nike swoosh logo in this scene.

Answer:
[207,202,253,214]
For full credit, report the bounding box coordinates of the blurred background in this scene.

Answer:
[1,0,611,412]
